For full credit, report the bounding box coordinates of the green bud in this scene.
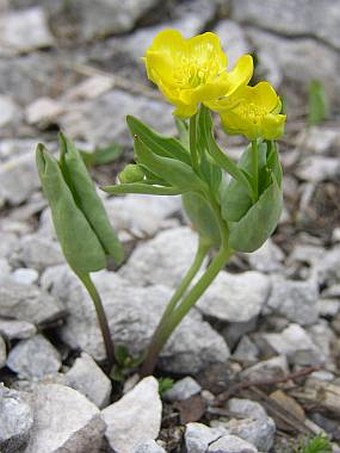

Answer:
[36,135,123,275]
[119,164,145,184]
[58,133,123,264]
[36,144,106,273]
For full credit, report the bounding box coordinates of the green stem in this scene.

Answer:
[252,140,259,201]
[140,246,233,376]
[207,132,254,198]
[189,113,199,171]
[140,238,210,376]
[78,273,116,371]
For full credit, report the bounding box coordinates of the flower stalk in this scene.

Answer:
[78,273,116,372]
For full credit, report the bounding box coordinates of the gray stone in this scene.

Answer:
[134,439,166,453]
[163,376,201,402]
[333,228,340,243]
[241,355,289,381]
[227,398,267,421]
[0,152,40,206]
[198,271,270,322]
[307,321,335,359]
[0,95,19,129]
[323,284,340,298]
[119,226,202,288]
[0,279,64,326]
[64,0,162,41]
[310,370,335,382]
[262,324,324,364]
[288,244,325,268]
[10,268,39,286]
[214,19,251,68]
[244,28,340,104]
[296,156,340,183]
[0,233,17,259]
[214,416,275,452]
[25,383,106,453]
[105,194,181,238]
[0,138,39,162]
[232,336,259,362]
[0,335,6,368]
[41,265,230,374]
[315,246,340,286]
[221,318,257,350]
[61,89,174,147]
[120,0,219,62]
[0,258,11,280]
[25,97,64,127]
[247,239,284,273]
[64,75,114,101]
[6,334,61,379]
[0,53,75,106]
[185,422,229,453]
[264,276,319,326]
[102,376,161,453]
[9,234,64,272]
[208,434,258,453]
[0,7,53,56]
[317,298,340,318]
[0,385,33,453]
[296,126,340,155]
[0,318,36,340]
[64,352,111,409]
[232,0,340,50]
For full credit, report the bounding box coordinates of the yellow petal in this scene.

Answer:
[261,113,286,140]
[244,82,279,112]
[187,32,228,75]
[227,54,254,95]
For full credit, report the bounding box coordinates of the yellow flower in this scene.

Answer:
[144,29,253,118]
[216,81,286,140]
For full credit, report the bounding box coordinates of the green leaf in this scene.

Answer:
[198,146,222,194]
[297,434,332,453]
[175,117,189,148]
[220,174,253,222]
[59,133,123,264]
[182,192,222,246]
[158,377,174,397]
[134,136,206,193]
[80,143,123,167]
[127,115,191,165]
[103,183,181,196]
[266,141,283,187]
[36,144,106,273]
[308,79,328,126]
[229,175,283,252]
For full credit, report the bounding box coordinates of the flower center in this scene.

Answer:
[240,103,266,125]
[173,54,218,89]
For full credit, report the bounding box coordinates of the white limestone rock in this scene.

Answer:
[102,377,161,453]
[25,384,106,453]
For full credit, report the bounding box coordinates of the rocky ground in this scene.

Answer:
[0,0,340,452]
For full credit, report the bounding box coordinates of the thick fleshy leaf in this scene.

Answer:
[220,175,253,222]
[134,136,206,193]
[229,176,283,252]
[127,116,191,165]
[59,134,123,264]
[36,144,106,273]
[182,192,222,246]
[103,183,181,196]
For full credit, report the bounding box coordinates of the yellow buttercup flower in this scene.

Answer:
[216,81,286,140]
[144,29,253,118]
